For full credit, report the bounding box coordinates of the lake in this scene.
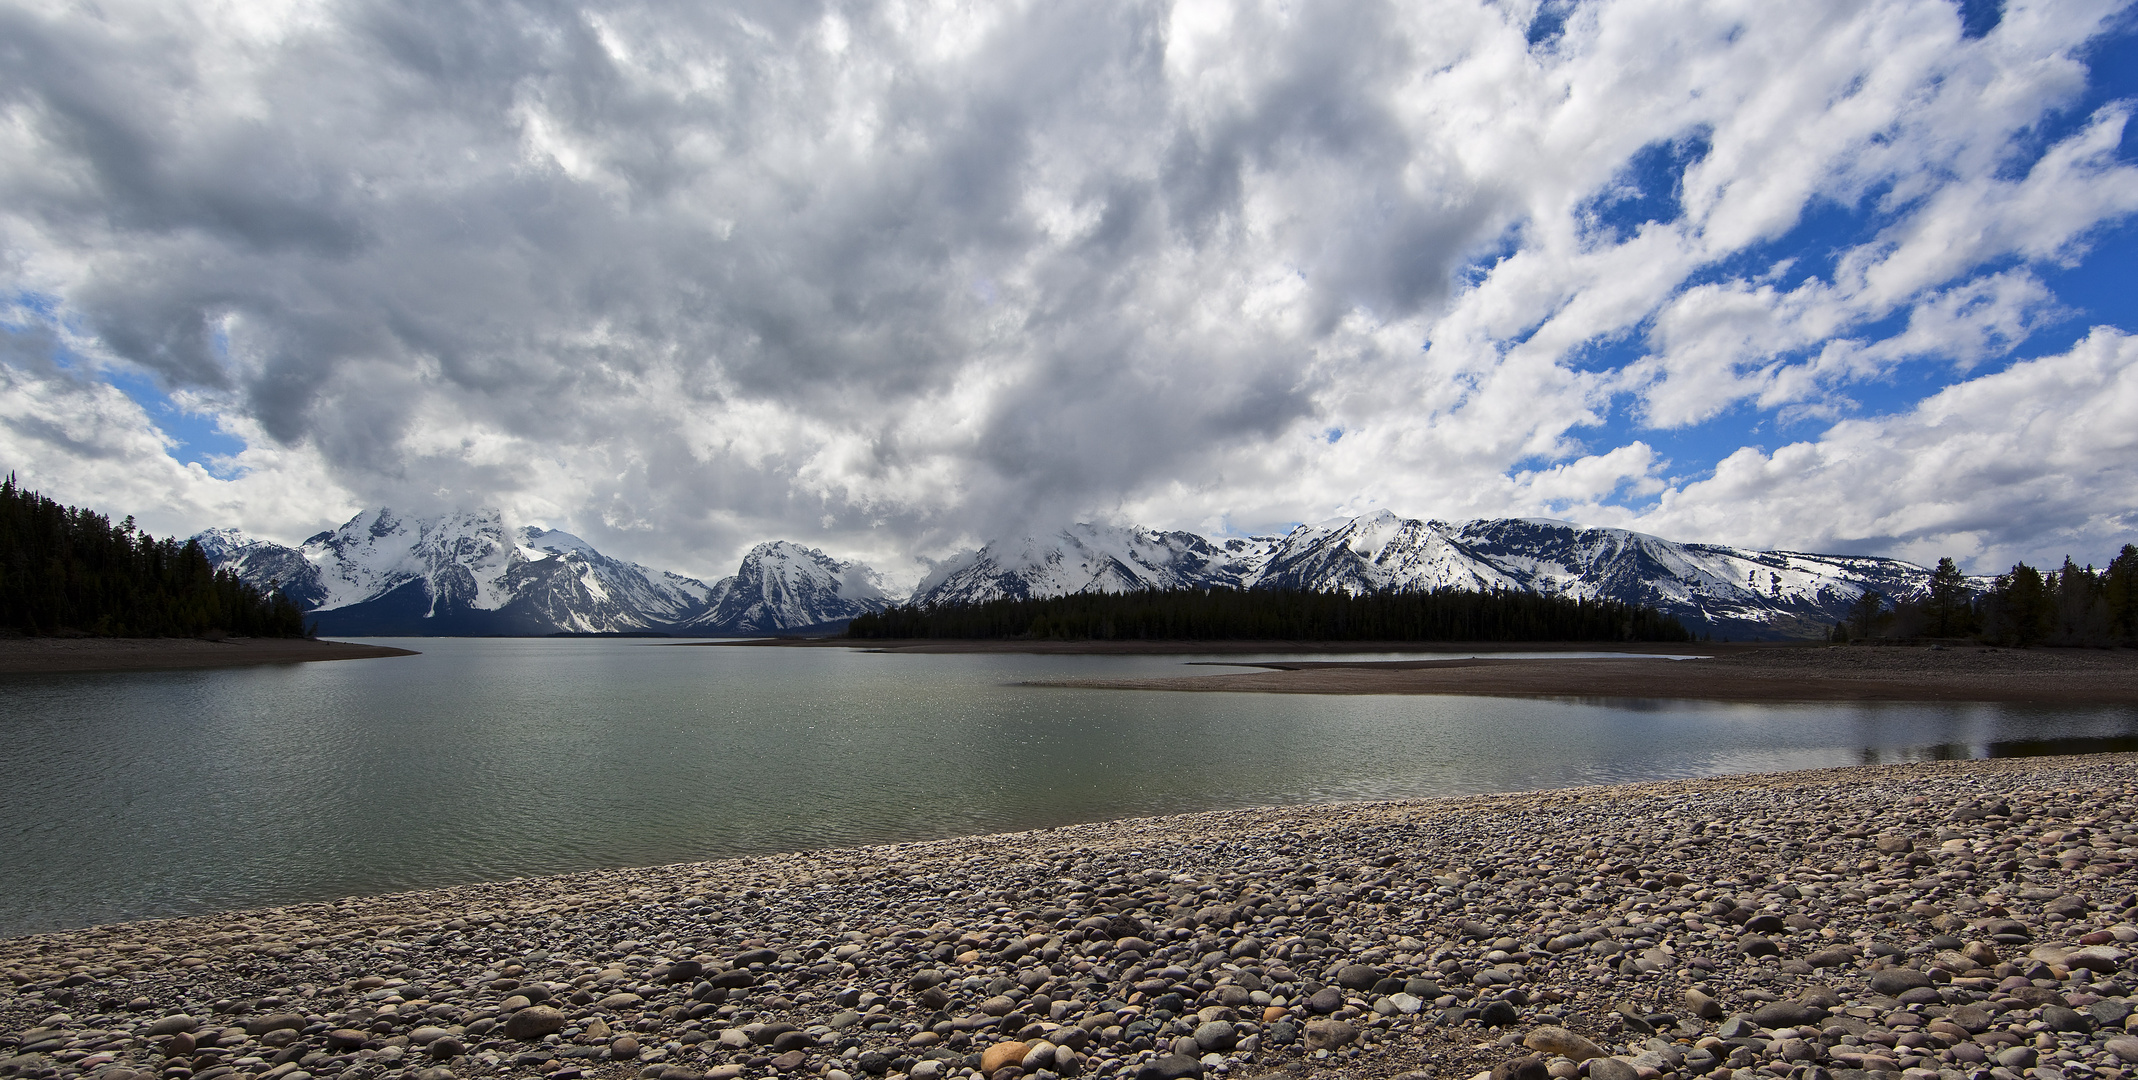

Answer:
[2,638,2133,937]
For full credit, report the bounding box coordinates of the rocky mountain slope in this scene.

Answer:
[196,511,890,636]
[686,541,891,635]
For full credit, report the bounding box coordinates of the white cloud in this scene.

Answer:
[1615,326,2138,572]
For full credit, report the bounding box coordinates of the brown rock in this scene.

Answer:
[1523,1027,1604,1061]
[610,1036,640,1060]
[982,1042,1033,1076]
[1262,1006,1289,1023]
[325,1029,368,1051]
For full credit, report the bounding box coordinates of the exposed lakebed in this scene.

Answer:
[0,639,2133,936]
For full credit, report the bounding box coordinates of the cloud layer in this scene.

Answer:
[1,0,2133,581]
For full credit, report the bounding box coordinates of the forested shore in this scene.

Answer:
[848,587,1693,643]
[0,475,309,639]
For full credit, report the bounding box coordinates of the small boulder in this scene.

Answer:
[1335,964,1380,991]
[1490,1057,1547,1080]
[1303,1019,1358,1051]
[144,1017,199,1038]
[1867,969,1933,997]
[502,1005,567,1041]
[1586,1059,1639,1080]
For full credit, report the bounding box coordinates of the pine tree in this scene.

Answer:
[1987,562,2050,647]
[1925,557,1975,637]
[1848,590,1886,640]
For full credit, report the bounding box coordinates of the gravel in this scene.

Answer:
[5,755,2138,1080]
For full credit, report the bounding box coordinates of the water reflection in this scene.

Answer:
[0,638,2130,936]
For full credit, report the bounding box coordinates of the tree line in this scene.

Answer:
[0,474,310,638]
[848,585,1694,643]
[1834,547,2138,647]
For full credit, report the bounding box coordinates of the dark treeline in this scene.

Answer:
[0,474,310,638]
[1835,548,2138,647]
[849,586,1694,643]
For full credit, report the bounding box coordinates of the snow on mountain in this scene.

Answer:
[194,511,886,636]
[191,527,329,609]
[684,541,894,634]
[1443,518,1941,639]
[909,523,1283,607]
[906,512,1963,639]
[1247,510,1520,594]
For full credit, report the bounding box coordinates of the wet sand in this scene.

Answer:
[0,637,419,675]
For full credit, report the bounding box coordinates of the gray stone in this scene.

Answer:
[1306,986,1343,1014]
[1302,1019,1357,1051]
[1586,1058,1640,1080]
[1335,964,1379,990]
[1752,1001,1821,1028]
[2041,1005,2091,1033]
[1191,1021,1235,1052]
[1131,1055,1203,1080]
[144,1017,198,1038]
[1994,1047,2036,1070]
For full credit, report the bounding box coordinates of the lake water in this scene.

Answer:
[2,638,2134,938]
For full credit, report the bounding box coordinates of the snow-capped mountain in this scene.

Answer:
[908,510,1969,640]
[687,541,891,634]
[195,510,890,636]
[909,523,1283,607]
[1249,511,1521,595]
[192,527,330,609]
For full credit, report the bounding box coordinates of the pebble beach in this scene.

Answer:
[6,755,2138,1080]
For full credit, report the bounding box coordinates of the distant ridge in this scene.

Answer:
[910,511,1975,641]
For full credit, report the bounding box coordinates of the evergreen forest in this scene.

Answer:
[1833,548,2138,647]
[848,586,1694,643]
[0,475,310,638]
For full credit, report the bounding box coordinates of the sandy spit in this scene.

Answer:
[1024,647,2138,705]
[0,637,418,675]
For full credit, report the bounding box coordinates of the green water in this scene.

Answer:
[1,638,2131,936]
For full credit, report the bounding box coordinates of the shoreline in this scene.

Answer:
[6,755,2138,1080]
[1027,647,2138,705]
[0,637,419,675]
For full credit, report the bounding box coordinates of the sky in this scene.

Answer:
[1,0,2135,588]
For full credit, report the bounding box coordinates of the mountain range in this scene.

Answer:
[197,507,1968,639]
[195,509,888,637]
